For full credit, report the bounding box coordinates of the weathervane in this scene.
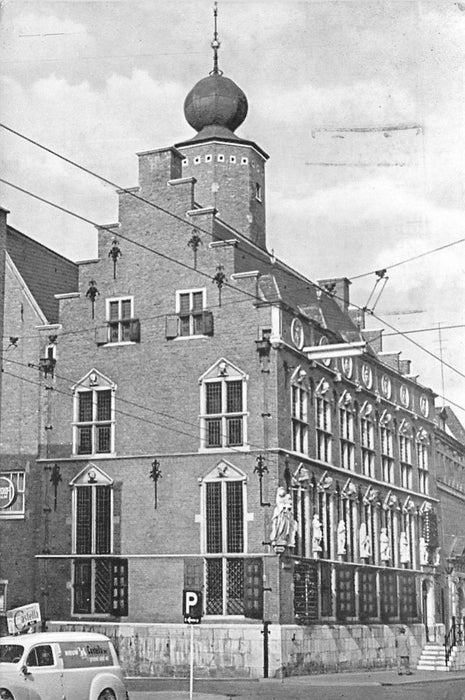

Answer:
[210,2,223,75]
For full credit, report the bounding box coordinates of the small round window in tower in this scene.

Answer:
[217,154,225,162]
[230,155,236,164]
[193,156,201,165]
[241,157,248,165]
[205,154,212,163]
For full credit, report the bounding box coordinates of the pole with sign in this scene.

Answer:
[183,589,202,700]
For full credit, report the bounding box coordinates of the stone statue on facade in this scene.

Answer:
[360,522,371,558]
[312,513,323,553]
[380,527,390,561]
[400,531,410,563]
[419,536,428,565]
[337,519,346,555]
[270,486,297,549]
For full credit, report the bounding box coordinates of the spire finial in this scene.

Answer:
[210,2,223,75]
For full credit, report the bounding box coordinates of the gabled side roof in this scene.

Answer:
[6,226,78,323]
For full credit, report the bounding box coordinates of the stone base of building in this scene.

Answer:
[47,621,434,679]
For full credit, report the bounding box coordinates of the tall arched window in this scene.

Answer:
[199,359,248,450]
[72,369,116,456]
[291,367,308,454]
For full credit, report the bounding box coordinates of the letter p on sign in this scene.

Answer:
[183,589,203,624]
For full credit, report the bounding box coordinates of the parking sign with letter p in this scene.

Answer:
[183,589,203,624]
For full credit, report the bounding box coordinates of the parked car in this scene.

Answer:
[0,631,129,700]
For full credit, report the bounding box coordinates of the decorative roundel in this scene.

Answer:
[341,356,353,378]
[319,335,331,367]
[361,363,373,389]
[419,394,429,418]
[399,384,410,408]
[380,374,392,399]
[0,475,15,510]
[290,317,304,350]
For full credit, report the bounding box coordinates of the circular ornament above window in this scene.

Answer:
[380,374,392,399]
[341,356,353,378]
[419,394,429,418]
[361,363,373,389]
[400,384,410,408]
[291,317,304,350]
[319,335,331,367]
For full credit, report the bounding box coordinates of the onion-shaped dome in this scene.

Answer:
[184,73,248,136]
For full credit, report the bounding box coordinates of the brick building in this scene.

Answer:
[0,207,78,633]
[1,40,455,676]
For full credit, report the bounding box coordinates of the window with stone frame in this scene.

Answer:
[416,429,430,494]
[71,464,127,617]
[399,422,413,490]
[360,404,375,478]
[315,380,332,463]
[339,392,354,470]
[291,369,308,454]
[202,461,261,618]
[72,370,116,456]
[380,416,394,483]
[199,360,247,450]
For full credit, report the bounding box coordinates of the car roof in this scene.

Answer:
[0,632,111,645]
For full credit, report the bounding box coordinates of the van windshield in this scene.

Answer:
[0,644,24,663]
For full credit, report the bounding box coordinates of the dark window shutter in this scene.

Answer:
[111,558,128,616]
[243,557,263,619]
[201,310,214,336]
[73,559,92,614]
[184,558,204,590]
[165,314,179,339]
[95,326,108,345]
[129,318,141,342]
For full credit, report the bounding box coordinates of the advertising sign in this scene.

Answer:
[60,641,113,668]
[6,602,41,634]
[0,476,15,510]
[183,589,203,624]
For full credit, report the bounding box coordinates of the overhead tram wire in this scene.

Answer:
[1,128,465,390]
[2,176,465,390]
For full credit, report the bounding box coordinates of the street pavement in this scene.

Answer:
[126,668,465,700]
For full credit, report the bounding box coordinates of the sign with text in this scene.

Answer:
[60,641,113,668]
[183,589,202,624]
[7,602,41,634]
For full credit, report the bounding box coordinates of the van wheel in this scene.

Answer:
[98,690,116,700]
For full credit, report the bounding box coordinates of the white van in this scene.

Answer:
[0,631,129,700]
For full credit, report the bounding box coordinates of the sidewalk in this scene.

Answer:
[127,667,465,699]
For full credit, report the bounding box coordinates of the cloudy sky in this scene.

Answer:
[1,0,465,421]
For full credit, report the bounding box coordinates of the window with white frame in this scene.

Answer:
[203,462,246,616]
[417,430,429,494]
[399,425,413,489]
[0,471,25,518]
[177,289,205,336]
[315,381,332,463]
[380,421,394,483]
[291,371,308,454]
[200,360,247,450]
[73,370,116,456]
[107,297,133,343]
[360,405,375,478]
[71,464,128,617]
[339,393,354,470]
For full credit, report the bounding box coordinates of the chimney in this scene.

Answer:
[318,277,351,313]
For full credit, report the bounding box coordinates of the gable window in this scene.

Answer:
[200,360,247,450]
[291,371,308,454]
[73,371,116,456]
[360,405,375,478]
[72,465,127,616]
[102,297,140,345]
[315,381,332,463]
[380,420,394,482]
[0,471,25,519]
[399,424,413,490]
[339,393,354,470]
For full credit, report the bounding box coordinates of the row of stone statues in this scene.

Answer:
[270,487,430,565]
